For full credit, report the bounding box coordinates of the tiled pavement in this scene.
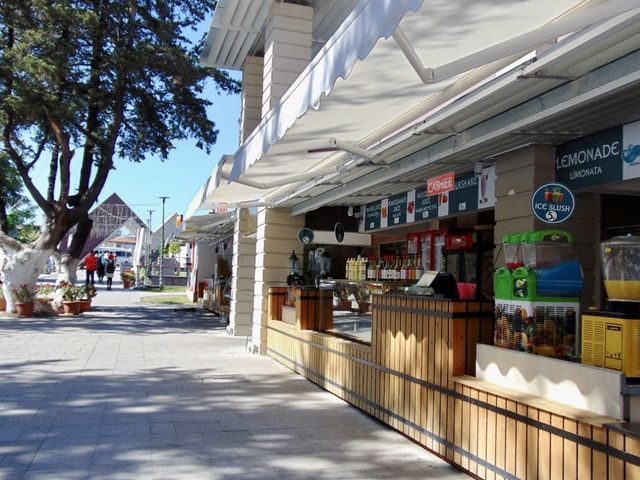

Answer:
[0,280,469,479]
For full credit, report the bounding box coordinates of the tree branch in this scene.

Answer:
[3,125,52,215]
[44,110,74,206]
[0,230,24,256]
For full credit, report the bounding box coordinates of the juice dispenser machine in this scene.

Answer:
[494,230,583,359]
[582,235,640,376]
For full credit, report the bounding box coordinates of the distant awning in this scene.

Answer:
[174,212,235,243]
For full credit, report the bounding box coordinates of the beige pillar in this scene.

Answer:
[494,144,599,307]
[262,2,312,117]
[248,207,305,354]
[240,56,263,144]
[228,209,257,336]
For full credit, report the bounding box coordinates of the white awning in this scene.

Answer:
[174,212,235,243]
[205,0,639,208]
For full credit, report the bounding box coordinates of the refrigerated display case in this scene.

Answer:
[407,230,446,273]
[442,230,494,300]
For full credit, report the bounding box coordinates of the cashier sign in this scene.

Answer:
[531,183,575,224]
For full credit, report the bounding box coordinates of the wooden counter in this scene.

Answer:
[266,292,640,479]
[268,286,333,330]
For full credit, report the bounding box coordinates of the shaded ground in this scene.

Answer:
[0,289,468,479]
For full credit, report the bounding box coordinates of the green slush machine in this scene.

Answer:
[494,230,583,359]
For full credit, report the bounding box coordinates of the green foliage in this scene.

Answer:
[0,152,37,241]
[0,0,240,249]
[164,240,181,256]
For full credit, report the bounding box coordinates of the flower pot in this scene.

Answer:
[0,297,6,312]
[62,301,81,315]
[122,280,133,289]
[78,299,92,313]
[15,301,35,317]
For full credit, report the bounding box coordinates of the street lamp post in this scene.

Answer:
[146,209,154,284]
[158,196,169,290]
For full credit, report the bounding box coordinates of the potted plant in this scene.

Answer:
[57,282,82,315]
[13,284,34,317]
[79,284,97,312]
[36,283,55,299]
[121,271,135,289]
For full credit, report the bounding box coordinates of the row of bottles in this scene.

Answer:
[345,255,424,281]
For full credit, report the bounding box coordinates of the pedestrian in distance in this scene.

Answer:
[84,251,98,285]
[105,254,116,290]
[97,254,106,283]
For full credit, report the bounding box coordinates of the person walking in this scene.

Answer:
[97,253,106,283]
[84,251,98,285]
[105,254,116,290]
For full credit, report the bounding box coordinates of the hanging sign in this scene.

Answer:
[388,193,407,226]
[298,228,314,244]
[531,183,575,224]
[361,165,496,232]
[427,171,455,195]
[364,201,382,230]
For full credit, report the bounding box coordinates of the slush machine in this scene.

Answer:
[494,230,583,359]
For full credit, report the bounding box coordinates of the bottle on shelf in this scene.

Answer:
[400,256,407,281]
[359,256,367,281]
[415,256,424,279]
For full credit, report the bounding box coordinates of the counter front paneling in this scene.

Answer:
[266,291,640,479]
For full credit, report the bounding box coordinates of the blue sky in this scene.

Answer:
[27,13,242,232]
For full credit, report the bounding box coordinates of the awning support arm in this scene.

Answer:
[393,1,640,84]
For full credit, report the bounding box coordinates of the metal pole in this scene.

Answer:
[146,210,154,284]
[158,197,169,290]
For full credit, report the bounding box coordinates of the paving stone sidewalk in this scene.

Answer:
[0,282,468,479]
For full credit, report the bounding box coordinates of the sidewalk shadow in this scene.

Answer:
[0,356,457,479]
[0,305,227,335]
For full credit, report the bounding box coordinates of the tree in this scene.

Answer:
[0,1,239,311]
[0,152,37,242]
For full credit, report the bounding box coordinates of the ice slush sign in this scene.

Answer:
[532,183,575,224]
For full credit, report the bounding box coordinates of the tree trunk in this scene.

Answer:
[2,247,52,312]
[58,254,79,284]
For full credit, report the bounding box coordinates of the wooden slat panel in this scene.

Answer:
[505,400,518,477]
[408,298,417,440]
[626,432,640,480]
[415,300,424,444]
[454,383,464,466]
[608,430,624,480]
[592,427,607,480]
[527,407,539,480]
[461,386,471,471]
[538,411,551,480]
[486,393,497,480]
[550,414,564,480]
[495,397,507,479]
[467,388,478,474]
[477,391,489,478]
[563,419,577,480]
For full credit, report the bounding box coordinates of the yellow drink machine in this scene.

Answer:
[582,234,640,376]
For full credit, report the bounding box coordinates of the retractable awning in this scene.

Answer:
[174,212,235,243]
[203,0,640,211]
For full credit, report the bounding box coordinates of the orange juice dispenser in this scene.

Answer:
[583,234,640,376]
